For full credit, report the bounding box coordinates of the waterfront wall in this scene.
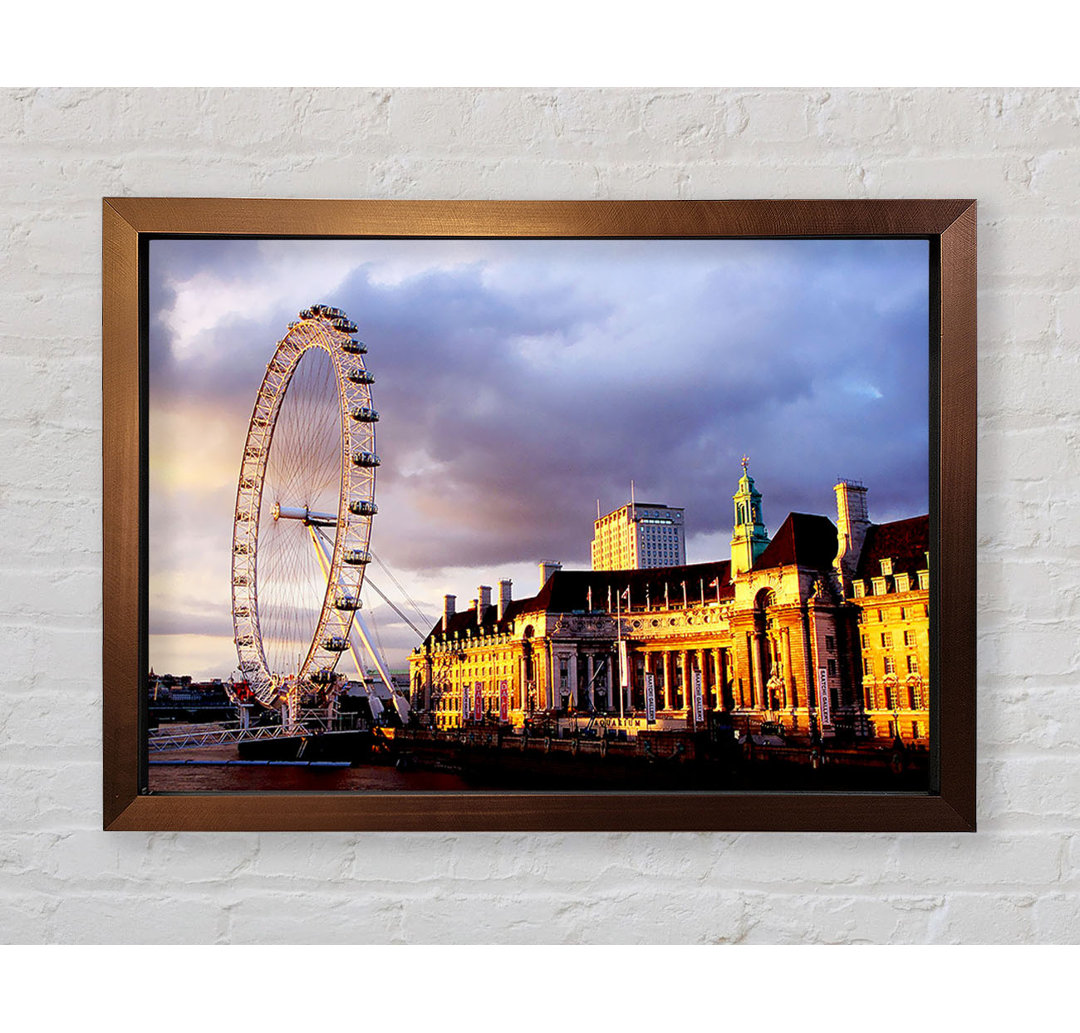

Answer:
[1,86,1077,943]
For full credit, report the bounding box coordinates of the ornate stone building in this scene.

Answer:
[409,467,930,744]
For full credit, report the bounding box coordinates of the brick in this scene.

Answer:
[226,890,408,944]
[931,894,1038,943]
[1032,893,1080,942]
[49,890,231,944]
[740,892,945,944]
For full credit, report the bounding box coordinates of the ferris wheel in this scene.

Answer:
[230,304,383,715]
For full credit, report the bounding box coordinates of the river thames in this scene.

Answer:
[147,746,472,793]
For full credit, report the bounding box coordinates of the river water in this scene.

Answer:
[147,745,471,793]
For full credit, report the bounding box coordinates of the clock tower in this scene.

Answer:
[731,457,770,577]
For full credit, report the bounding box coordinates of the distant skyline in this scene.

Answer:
[148,237,929,679]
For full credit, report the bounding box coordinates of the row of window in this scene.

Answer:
[852,570,930,597]
[863,630,919,649]
[858,604,929,623]
[873,684,924,712]
[863,655,920,675]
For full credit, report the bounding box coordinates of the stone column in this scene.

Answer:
[782,626,796,708]
[543,641,553,709]
[750,631,765,711]
[681,650,691,711]
[568,651,578,709]
[585,653,595,710]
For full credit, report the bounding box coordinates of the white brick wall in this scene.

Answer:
[0,87,1076,944]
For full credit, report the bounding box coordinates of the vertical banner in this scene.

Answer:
[618,640,629,689]
[460,684,469,724]
[818,668,832,727]
[474,681,483,723]
[692,668,704,724]
[645,672,656,724]
[499,680,508,723]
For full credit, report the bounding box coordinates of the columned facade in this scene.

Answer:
[411,473,930,745]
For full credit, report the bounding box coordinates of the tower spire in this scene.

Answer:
[731,459,770,576]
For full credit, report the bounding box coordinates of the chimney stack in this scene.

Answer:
[442,594,456,632]
[834,479,871,577]
[477,585,492,624]
[539,560,562,590]
[497,579,512,621]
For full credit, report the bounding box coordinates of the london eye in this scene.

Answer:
[229,304,381,720]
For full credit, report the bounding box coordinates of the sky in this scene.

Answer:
[148,236,929,679]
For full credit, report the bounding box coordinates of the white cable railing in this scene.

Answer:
[148,722,295,753]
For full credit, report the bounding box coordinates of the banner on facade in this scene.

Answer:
[499,680,508,722]
[461,683,469,724]
[645,672,656,724]
[474,681,483,723]
[692,667,704,724]
[818,668,832,727]
[618,640,629,689]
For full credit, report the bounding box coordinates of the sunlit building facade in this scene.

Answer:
[410,468,929,744]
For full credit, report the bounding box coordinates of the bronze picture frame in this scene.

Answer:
[103,198,976,831]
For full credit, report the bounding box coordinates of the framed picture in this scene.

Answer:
[103,198,975,831]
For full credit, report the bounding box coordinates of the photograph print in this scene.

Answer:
[146,234,931,794]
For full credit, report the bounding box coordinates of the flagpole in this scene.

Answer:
[616,587,624,721]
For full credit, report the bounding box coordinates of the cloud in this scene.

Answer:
[148,237,929,676]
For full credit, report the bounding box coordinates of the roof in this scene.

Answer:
[755,512,839,571]
[855,515,930,579]
[420,560,734,645]
[533,562,734,614]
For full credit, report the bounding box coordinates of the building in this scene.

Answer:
[591,501,685,570]
[410,466,929,744]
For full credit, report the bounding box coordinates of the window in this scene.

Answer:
[907,655,919,674]
[877,609,884,622]
[884,656,896,675]
[880,558,893,575]
[825,635,836,653]
[827,659,837,677]
[896,574,911,593]
[904,630,916,647]
[861,634,869,650]
[918,571,930,590]
[853,581,865,598]
[881,632,892,648]
[863,658,873,676]
[872,577,887,596]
